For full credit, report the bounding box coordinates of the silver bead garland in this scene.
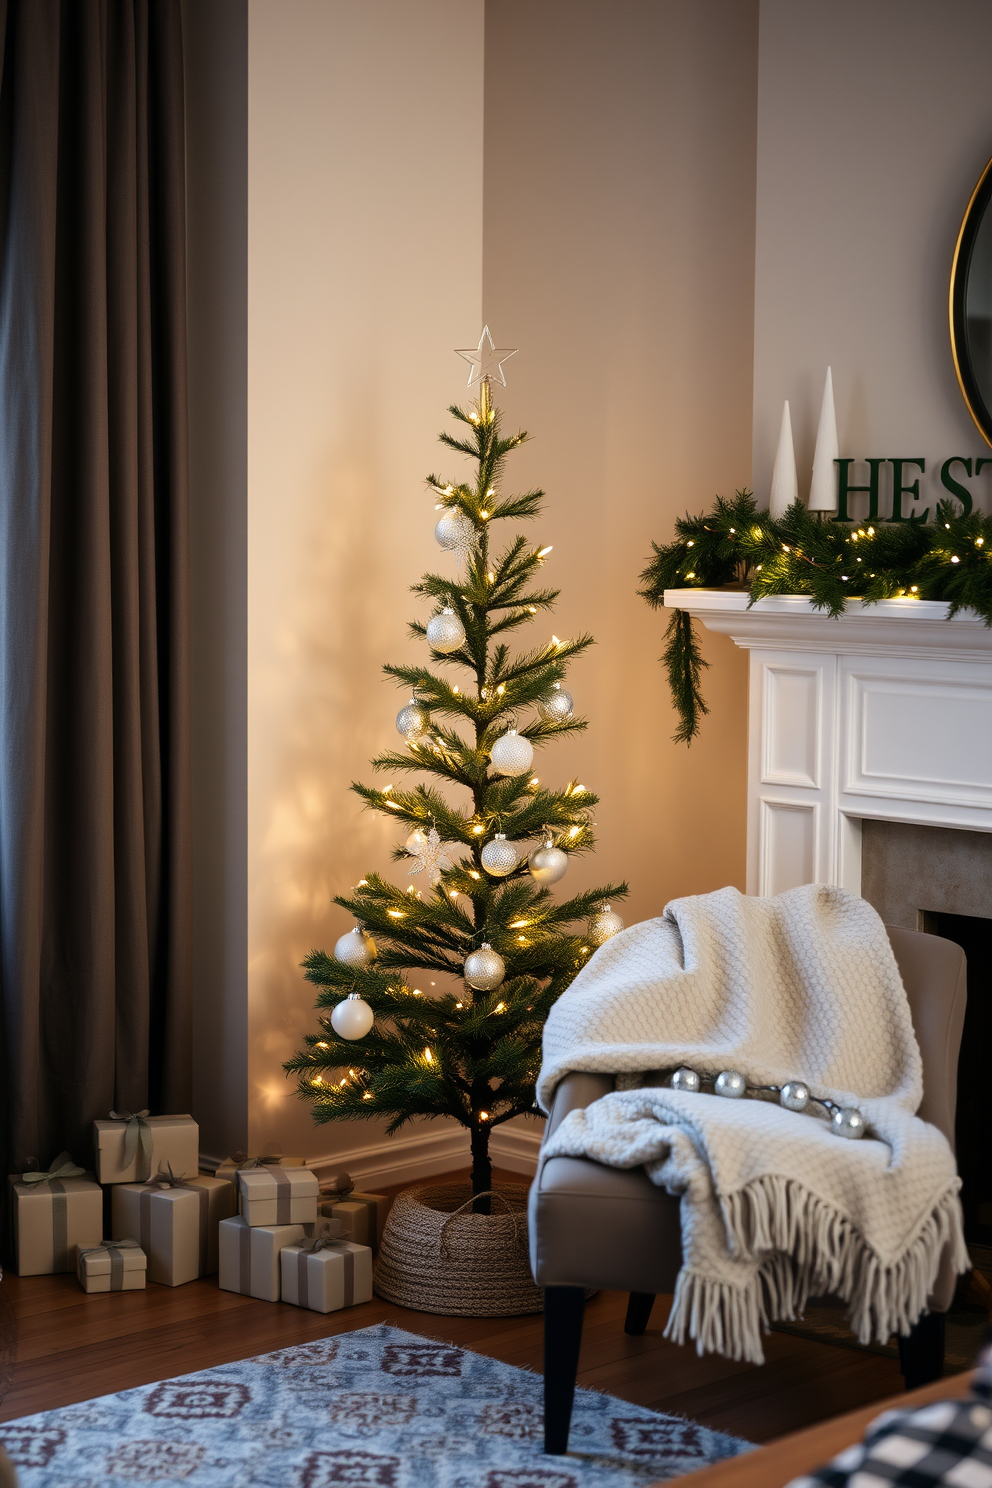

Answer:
[665,1067,867,1139]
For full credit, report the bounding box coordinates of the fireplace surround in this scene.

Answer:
[667,589,992,1238]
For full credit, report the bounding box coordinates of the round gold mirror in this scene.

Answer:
[951,154,992,449]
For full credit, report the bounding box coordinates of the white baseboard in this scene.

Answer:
[201,1125,471,1191]
[201,1119,545,1189]
[488,1123,543,1176]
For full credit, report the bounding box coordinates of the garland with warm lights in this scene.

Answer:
[640,489,992,744]
[285,382,626,1202]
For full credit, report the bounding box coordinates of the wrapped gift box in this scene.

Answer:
[93,1114,199,1186]
[112,1173,234,1285]
[280,1235,373,1314]
[218,1215,305,1301]
[76,1239,147,1293]
[318,1188,389,1255]
[237,1165,318,1227]
[8,1158,103,1275]
[215,1153,305,1189]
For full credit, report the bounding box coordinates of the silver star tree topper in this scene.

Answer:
[455,326,517,389]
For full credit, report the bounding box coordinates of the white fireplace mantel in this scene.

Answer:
[664,590,992,898]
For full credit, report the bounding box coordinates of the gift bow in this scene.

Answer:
[21,1152,84,1184]
[108,1109,152,1171]
[320,1171,354,1198]
[294,1221,344,1254]
[77,1237,143,1258]
[228,1146,283,1170]
[149,1163,196,1188]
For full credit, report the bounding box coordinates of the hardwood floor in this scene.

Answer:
[0,1166,928,1446]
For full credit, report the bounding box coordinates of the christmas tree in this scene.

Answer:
[286,330,627,1204]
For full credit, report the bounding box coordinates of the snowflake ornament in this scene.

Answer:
[406,827,457,887]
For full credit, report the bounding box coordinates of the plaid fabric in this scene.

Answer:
[788,1366,992,1487]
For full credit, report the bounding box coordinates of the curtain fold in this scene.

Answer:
[0,0,191,1181]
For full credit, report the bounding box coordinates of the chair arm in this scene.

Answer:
[543,1071,616,1144]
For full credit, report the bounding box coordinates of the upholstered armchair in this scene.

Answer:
[529,925,968,1454]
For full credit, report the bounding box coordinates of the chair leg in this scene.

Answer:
[544,1286,585,1455]
[624,1292,656,1336]
[898,1310,945,1390]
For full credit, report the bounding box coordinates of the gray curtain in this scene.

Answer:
[0,0,192,1180]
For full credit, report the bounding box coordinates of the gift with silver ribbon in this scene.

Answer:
[76,1237,146,1293]
[279,1220,373,1314]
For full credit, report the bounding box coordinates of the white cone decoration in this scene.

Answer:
[769,400,799,519]
[331,992,375,1040]
[808,367,839,513]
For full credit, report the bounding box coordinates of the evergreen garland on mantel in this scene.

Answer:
[640,490,992,745]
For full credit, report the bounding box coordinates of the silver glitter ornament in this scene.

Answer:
[406,826,457,886]
[780,1081,810,1112]
[464,943,506,992]
[405,826,429,856]
[426,607,466,654]
[538,684,574,723]
[670,1067,701,1093]
[528,838,568,886]
[489,729,534,777]
[434,507,476,555]
[588,905,624,946]
[330,992,374,1040]
[480,834,519,877]
[831,1107,866,1139]
[714,1070,746,1100]
[396,699,429,740]
[334,925,377,968]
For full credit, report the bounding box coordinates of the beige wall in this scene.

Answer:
[754,0,992,513]
[482,0,755,933]
[245,0,485,1172]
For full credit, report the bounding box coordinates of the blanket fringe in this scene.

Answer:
[664,1176,968,1366]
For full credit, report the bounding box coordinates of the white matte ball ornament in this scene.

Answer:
[670,1067,701,1093]
[528,839,568,886]
[714,1070,747,1100]
[588,905,624,946]
[426,607,466,654]
[330,992,375,1041]
[480,834,519,877]
[490,729,534,777]
[334,925,377,968]
[396,700,429,740]
[464,943,506,992]
[538,684,574,723]
[435,507,476,552]
[780,1081,810,1112]
[831,1107,866,1139]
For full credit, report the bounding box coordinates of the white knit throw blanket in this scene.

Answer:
[539,884,967,1365]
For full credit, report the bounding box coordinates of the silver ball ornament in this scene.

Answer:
[714,1070,747,1100]
[434,507,476,552]
[780,1081,810,1112]
[464,943,506,992]
[588,905,624,946]
[330,992,375,1040]
[489,729,534,777]
[426,607,466,654]
[480,834,519,877]
[396,699,429,740]
[528,840,568,886]
[831,1107,867,1140]
[334,925,377,968]
[670,1067,701,1093]
[538,684,574,723]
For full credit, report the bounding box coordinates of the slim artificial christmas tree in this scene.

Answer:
[286,330,627,1205]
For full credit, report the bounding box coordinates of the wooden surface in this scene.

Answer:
[679,1370,975,1486]
[0,1165,966,1461]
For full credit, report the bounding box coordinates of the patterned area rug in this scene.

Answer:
[0,1323,749,1486]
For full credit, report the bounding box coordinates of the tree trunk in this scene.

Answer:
[470,1123,492,1213]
